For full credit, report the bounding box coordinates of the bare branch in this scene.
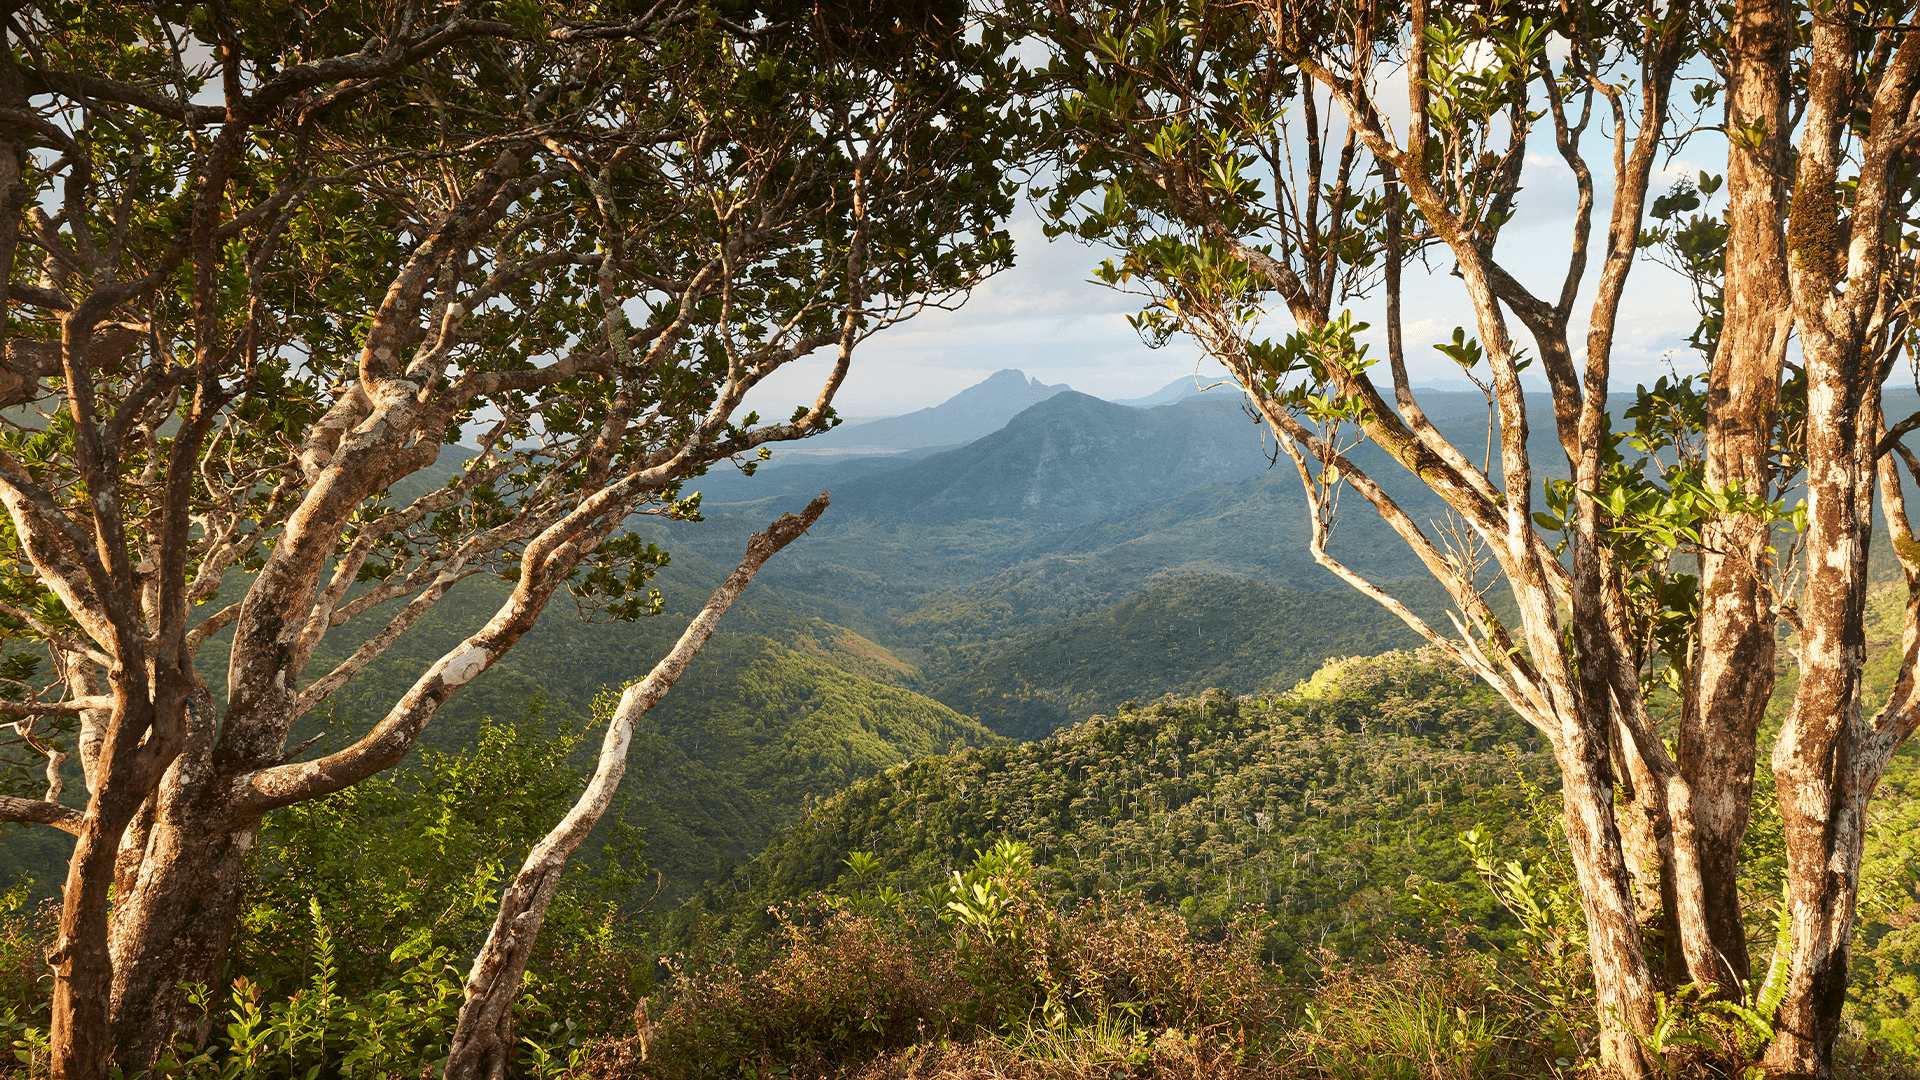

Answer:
[0,794,82,835]
[444,492,830,1077]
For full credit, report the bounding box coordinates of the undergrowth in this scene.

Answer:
[2,833,1918,1079]
[1,726,1917,1080]
[584,838,1580,1080]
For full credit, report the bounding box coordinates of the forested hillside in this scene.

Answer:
[666,648,1557,974]
[0,563,1004,907]
[917,574,1454,740]
[296,569,1011,907]
[5,376,1870,914]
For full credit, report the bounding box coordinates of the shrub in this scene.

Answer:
[621,841,1287,1080]
[0,884,55,1076]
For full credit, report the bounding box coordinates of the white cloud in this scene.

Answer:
[745,105,1727,422]
[742,204,1209,417]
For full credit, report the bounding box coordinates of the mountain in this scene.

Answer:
[774,368,1071,458]
[1109,374,1213,407]
[781,391,1277,528]
[653,392,1455,640]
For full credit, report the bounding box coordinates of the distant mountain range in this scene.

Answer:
[646,375,1475,743]
[681,381,1458,590]
[801,392,1277,528]
[772,368,1072,459]
[697,385,1291,522]
[0,371,1594,903]
[1109,374,1213,408]
[747,369,1224,465]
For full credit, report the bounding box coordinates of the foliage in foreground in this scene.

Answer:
[1,720,648,1078]
[612,838,1568,1080]
[601,839,1920,1080]
[2,831,1917,1080]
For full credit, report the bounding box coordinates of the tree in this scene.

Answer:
[445,496,825,1078]
[0,1,1020,1076]
[1025,0,1919,1075]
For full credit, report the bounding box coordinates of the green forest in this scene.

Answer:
[13,637,1920,1077]
[668,649,1554,967]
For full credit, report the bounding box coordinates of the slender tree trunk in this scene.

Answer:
[1760,1,1920,1066]
[1557,730,1660,1080]
[1685,0,1795,996]
[442,496,829,1080]
[1763,330,1876,1077]
[49,792,141,1080]
[1611,732,1680,981]
[49,686,176,1080]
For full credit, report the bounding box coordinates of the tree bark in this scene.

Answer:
[1685,0,1795,995]
[104,730,264,1066]
[48,785,145,1080]
[1761,5,1920,1072]
[1557,731,1661,1080]
[442,495,828,1080]
[1763,339,1873,1076]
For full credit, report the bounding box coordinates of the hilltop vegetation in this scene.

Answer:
[301,573,1004,908]
[667,649,1557,973]
[0,567,1002,909]
[914,574,1461,740]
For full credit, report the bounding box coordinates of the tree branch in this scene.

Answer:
[0,794,82,835]
[443,492,830,1079]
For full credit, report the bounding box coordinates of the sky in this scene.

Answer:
[742,205,1226,420]
[743,145,1723,423]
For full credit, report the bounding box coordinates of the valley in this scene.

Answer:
[8,369,1920,1073]
[1,371,1464,907]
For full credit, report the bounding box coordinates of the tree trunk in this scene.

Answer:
[1760,3,1920,1068]
[106,769,263,1066]
[1684,0,1795,997]
[49,688,177,1080]
[1765,729,1874,1078]
[49,802,135,1080]
[443,496,828,1080]
[1556,731,1660,1080]
[1763,316,1875,1079]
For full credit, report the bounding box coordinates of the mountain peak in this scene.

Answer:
[982,368,1036,384]
[823,388,1273,528]
[955,368,1070,403]
[792,369,1074,455]
[1110,376,1213,408]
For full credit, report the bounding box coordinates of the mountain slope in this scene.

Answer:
[793,368,1071,455]
[272,569,1002,907]
[663,649,1555,972]
[611,634,1000,903]
[819,391,1274,527]
[917,573,1454,740]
